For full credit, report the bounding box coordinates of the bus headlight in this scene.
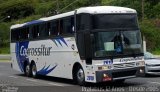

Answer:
[136,61,145,66]
[98,65,112,70]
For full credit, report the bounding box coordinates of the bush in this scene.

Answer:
[0,47,10,54]
[0,22,10,47]
[140,19,160,52]
[0,0,36,21]
[35,1,55,16]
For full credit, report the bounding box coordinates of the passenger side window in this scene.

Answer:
[60,16,75,35]
[31,25,39,39]
[39,23,48,38]
[63,17,73,34]
[77,14,91,31]
[50,20,58,36]
[20,27,29,40]
[11,29,20,42]
[47,22,51,36]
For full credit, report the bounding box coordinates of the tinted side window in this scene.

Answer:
[31,25,39,39]
[20,27,29,40]
[46,22,51,36]
[77,14,91,31]
[11,29,20,42]
[19,28,24,40]
[39,23,48,38]
[70,16,75,33]
[63,17,74,34]
[50,20,58,36]
[77,33,85,58]
[59,19,63,35]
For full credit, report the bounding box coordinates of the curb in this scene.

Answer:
[0,54,11,60]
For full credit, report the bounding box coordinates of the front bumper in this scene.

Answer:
[96,66,145,83]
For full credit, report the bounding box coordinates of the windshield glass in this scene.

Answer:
[93,30,143,57]
[93,14,138,29]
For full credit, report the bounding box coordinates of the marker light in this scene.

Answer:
[140,68,144,73]
[136,61,145,66]
[98,65,112,70]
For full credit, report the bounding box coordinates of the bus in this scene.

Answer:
[10,6,145,85]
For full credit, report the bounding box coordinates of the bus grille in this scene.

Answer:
[112,70,137,78]
[113,62,135,69]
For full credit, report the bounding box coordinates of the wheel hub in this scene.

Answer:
[32,65,37,76]
[77,69,84,82]
[26,65,30,75]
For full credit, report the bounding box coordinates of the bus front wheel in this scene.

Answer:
[74,66,85,86]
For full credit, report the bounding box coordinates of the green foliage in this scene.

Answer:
[55,0,102,13]
[140,19,160,52]
[102,0,160,19]
[0,22,10,47]
[35,1,55,15]
[0,46,10,54]
[0,0,37,21]
[15,15,42,24]
[101,0,114,5]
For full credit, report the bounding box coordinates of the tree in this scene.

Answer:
[0,0,36,21]
[0,23,10,47]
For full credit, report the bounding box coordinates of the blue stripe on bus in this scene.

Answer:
[55,39,63,46]
[52,37,68,47]
[15,43,23,72]
[15,41,29,72]
[37,64,58,75]
[59,37,68,47]
[52,40,58,47]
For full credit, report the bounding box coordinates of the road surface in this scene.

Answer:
[0,61,160,92]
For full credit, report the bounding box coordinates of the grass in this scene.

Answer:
[152,49,160,55]
[0,47,11,61]
[0,59,11,62]
[0,47,10,54]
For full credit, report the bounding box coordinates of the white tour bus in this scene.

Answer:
[10,6,145,85]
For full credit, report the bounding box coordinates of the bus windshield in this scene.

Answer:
[93,14,138,29]
[93,30,143,57]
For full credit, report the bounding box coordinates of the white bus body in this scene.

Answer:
[10,6,145,85]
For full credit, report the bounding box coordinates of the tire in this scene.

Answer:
[24,63,31,77]
[144,73,150,77]
[114,79,125,83]
[31,63,38,78]
[74,66,85,86]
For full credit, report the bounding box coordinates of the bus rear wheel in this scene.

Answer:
[74,66,85,86]
[31,63,38,78]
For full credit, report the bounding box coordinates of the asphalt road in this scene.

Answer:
[0,61,160,92]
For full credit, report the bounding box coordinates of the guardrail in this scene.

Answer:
[0,55,11,60]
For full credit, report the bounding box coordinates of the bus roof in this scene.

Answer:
[11,6,136,29]
[77,6,136,14]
